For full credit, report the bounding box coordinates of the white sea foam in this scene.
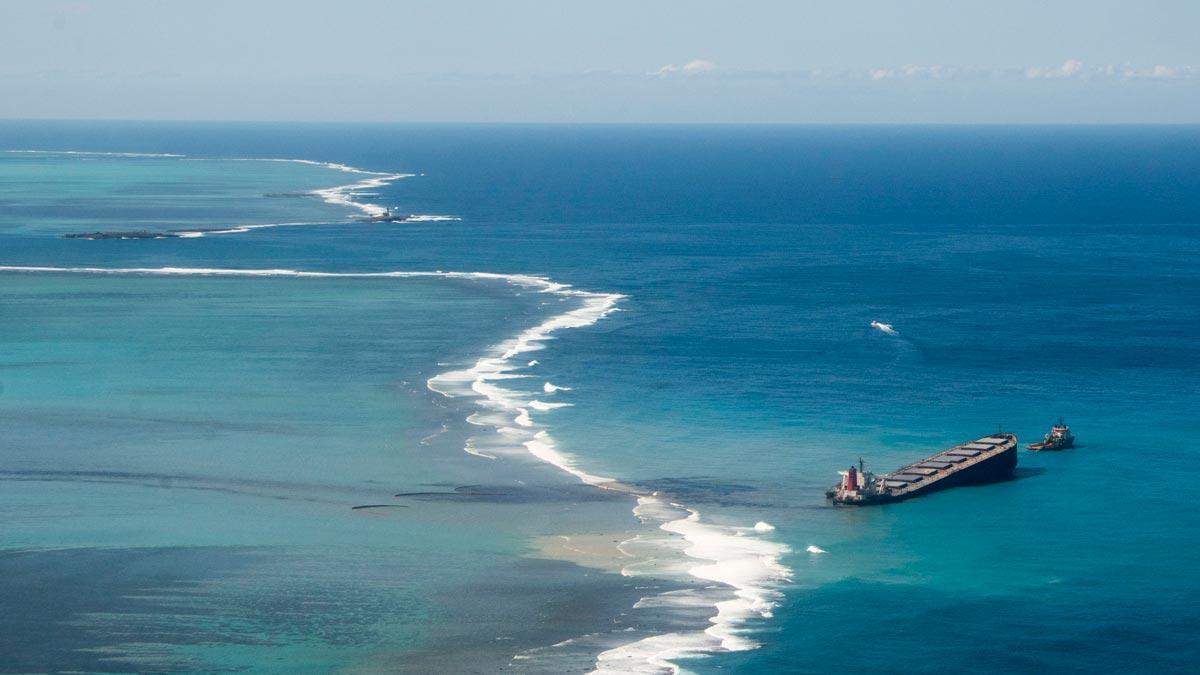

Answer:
[0,266,570,288]
[240,159,434,222]
[406,214,462,222]
[529,400,572,411]
[544,381,572,393]
[514,409,534,427]
[2,149,185,158]
[806,545,827,554]
[310,170,413,218]
[463,439,498,460]
[871,320,899,336]
[0,264,791,674]
[590,496,791,673]
[173,221,326,238]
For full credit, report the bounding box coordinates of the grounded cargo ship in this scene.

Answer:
[827,433,1018,505]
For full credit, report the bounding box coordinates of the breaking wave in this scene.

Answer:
[3,149,186,158]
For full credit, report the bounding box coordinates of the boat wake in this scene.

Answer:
[870,320,899,336]
[0,264,792,674]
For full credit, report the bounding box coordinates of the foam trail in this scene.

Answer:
[0,266,566,287]
[806,545,827,554]
[515,409,534,427]
[463,440,497,460]
[3,149,185,158]
[544,382,572,393]
[174,221,325,237]
[406,215,462,222]
[871,320,899,336]
[312,170,412,218]
[426,276,626,487]
[529,400,571,411]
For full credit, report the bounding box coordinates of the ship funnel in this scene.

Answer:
[846,465,858,491]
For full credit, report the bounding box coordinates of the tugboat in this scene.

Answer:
[1028,419,1075,451]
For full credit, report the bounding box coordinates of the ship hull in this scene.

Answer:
[1028,438,1074,451]
[913,443,1017,493]
[830,436,1018,505]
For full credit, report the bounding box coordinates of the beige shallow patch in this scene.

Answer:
[528,533,636,574]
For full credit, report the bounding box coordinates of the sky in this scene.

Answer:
[3,0,1200,123]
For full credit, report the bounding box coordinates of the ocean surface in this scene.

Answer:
[1,122,1198,673]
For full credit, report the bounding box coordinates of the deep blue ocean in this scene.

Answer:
[1,122,1198,673]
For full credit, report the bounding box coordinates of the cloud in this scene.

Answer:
[856,59,1196,82]
[682,59,717,73]
[420,60,1197,84]
[867,64,973,80]
[1014,59,1200,81]
[1151,64,1179,79]
[654,59,718,78]
[1025,59,1085,79]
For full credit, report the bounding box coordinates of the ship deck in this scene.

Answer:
[879,435,1016,498]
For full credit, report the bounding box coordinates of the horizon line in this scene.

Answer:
[4,117,1200,127]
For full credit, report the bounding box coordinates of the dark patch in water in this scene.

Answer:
[394,483,624,504]
[0,468,357,505]
[351,504,409,510]
[1011,467,1049,480]
[392,557,680,675]
[0,546,431,672]
[63,230,179,240]
[0,407,314,436]
[0,360,77,369]
[0,547,254,672]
